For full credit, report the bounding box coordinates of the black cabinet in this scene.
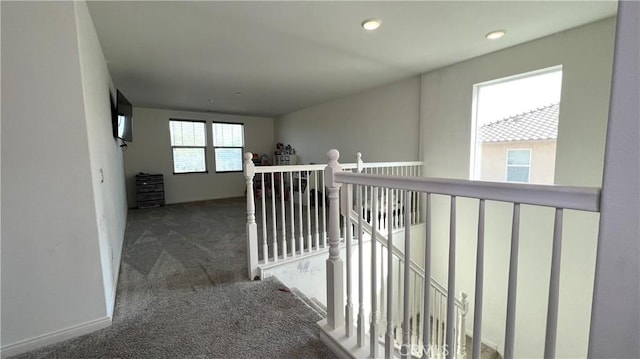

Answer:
[136,174,165,208]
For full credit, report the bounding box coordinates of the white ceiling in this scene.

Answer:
[87,1,617,117]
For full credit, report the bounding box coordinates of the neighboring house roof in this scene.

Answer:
[480,103,559,143]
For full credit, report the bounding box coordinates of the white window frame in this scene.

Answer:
[469,65,563,181]
[169,119,208,174]
[212,122,245,173]
[505,148,532,183]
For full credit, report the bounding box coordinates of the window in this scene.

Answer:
[212,122,244,172]
[470,66,562,185]
[170,120,207,173]
[506,149,531,183]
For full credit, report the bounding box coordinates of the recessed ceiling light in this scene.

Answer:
[361,19,382,31]
[485,30,506,40]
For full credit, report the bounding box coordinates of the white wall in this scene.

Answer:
[420,18,616,358]
[1,1,120,354]
[124,108,274,207]
[75,1,128,318]
[275,77,421,164]
[588,2,640,357]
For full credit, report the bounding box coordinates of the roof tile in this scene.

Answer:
[480,103,559,143]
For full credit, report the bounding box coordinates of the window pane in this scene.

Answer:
[215,148,243,172]
[170,120,205,146]
[173,148,206,173]
[213,123,244,147]
[473,67,561,185]
[507,150,531,165]
[507,166,530,182]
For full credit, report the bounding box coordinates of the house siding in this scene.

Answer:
[480,140,556,184]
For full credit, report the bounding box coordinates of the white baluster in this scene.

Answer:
[390,168,395,230]
[397,257,404,344]
[409,195,417,352]
[298,171,304,253]
[400,170,405,229]
[422,193,432,359]
[357,184,366,347]
[417,166,422,223]
[411,167,417,225]
[289,172,296,256]
[445,196,457,359]
[280,172,287,259]
[384,169,389,231]
[402,191,412,359]
[394,168,399,229]
[244,153,259,279]
[472,199,486,359]
[325,149,344,330]
[457,292,468,359]
[306,170,312,251]
[376,245,387,340]
[544,208,564,359]
[271,171,278,261]
[364,182,369,225]
[411,272,418,354]
[416,280,421,354]
[385,190,395,358]
[314,171,320,248]
[437,293,443,357]
[418,168,422,223]
[321,171,327,247]
[345,183,354,336]
[261,173,268,264]
[370,186,380,358]
[444,298,448,359]
[504,203,521,359]
[417,275,424,356]
[375,168,379,230]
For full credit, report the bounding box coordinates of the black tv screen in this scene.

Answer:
[114,89,133,142]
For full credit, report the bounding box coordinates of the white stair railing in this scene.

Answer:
[321,149,600,359]
[243,152,423,280]
[344,200,468,358]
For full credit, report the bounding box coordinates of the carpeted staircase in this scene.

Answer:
[291,288,328,319]
[464,336,502,359]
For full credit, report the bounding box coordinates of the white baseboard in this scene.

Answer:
[1,316,112,358]
[107,244,123,318]
[107,271,119,318]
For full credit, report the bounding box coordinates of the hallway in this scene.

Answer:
[12,198,335,358]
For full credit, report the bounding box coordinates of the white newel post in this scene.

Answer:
[244,153,259,280]
[325,149,344,330]
[457,291,468,359]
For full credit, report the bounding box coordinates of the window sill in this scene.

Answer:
[173,171,209,175]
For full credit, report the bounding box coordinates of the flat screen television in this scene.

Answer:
[113,89,133,142]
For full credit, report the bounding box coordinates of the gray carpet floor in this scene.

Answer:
[12,198,336,359]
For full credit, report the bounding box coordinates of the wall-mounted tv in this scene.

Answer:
[113,89,133,142]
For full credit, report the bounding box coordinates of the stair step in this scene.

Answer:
[290,288,327,319]
[465,335,502,359]
[309,297,327,317]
